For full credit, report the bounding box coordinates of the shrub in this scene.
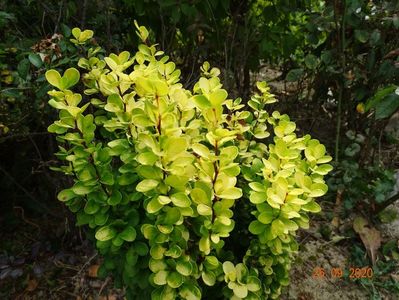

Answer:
[47,24,332,300]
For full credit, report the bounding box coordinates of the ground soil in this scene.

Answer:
[2,200,398,300]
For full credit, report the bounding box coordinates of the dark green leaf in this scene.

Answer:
[119,226,137,242]
[286,68,303,82]
[95,226,117,241]
[375,94,399,119]
[28,53,43,68]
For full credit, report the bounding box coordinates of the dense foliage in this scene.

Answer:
[46,25,331,299]
[1,0,399,298]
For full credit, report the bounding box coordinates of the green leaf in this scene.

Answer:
[135,241,149,256]
[28,53,42,68]
[202,271,216,286]
[221,164,240,177]
[312,164,333,175]
[309,183,328,197]
[197,204,212,216]
[217,187,242,199]
[167,272,184,288]
[17,58,30,79]
[135,77,154,96]
[126,248,138,265]
[57,189,77,202]
[71,27,81,39]
[95,226,117,241]
[118,173,138,186]
[157,224,173,235]
[301,201,321,213]
[191,188,211,206]
[246,276,261,292]
[136,179,159,192]
[375,94,399,119]
[142,224,158,240]
[280,218,298,231]
[72,182,95,195]
[108,190,122,205]
[164,207,181,224]
[192,95,211,109]
[137,151,159,165]
[271,219,285,236]
[199,236,211,254]
[45,70,62,89]
[233,284,248,298]
[209,89,227,106]
[258,210,274,224]
[79,29,94,42]
[84,199,100,214]
[176,260,193,276]
[354,29,369,43]
[158,195,171,205]
[286,68,303,82]
[204,256,219,270]
[370,30,381,45]
[179,283,202,300]
[171,193,191,207]
[249,182,265,192]
[112,236,123,247]
[154,270,168,285]
[76,212,91,226]
[248,220,265,235]
[165,244,182,258]
[250,192,266,204]
[138,165,163,180]
[119,226,137,242]
[94,213,108,226]
[150,245,166,260]
[105,94,124,112]
[64,68,80,88]
[304,54,318,70]
[344,143,361,157]
[365,85,397,111]
[192,143,211,158]
[222,261,235,274]
[149,258,167,273]
[154,80,169,96]
[164,137,188,160]
[146,197,164,214]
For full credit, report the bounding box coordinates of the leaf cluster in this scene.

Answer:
[47,25,332,299]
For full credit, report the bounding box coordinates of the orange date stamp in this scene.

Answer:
[312,266,373,280]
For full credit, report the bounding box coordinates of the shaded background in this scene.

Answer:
[1,0,399,299]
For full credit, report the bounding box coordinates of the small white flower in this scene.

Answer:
[356,7,361,14]
[365,15,370,20]
[328,88,333,96]
[395,87,399,95]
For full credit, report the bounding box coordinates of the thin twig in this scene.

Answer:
[74,253,98,277]
[0,131,49,142]
[81,0,88,28]
[0,165,60,218]
[334,0,347,163]
[98,277,111,297]
[0,165,39,203]
[13,206,41,233]
[374,192,399,215]
[54,0,64,34]
[28,135,43,161]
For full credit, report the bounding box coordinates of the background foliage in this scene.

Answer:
[1,0,399,298]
